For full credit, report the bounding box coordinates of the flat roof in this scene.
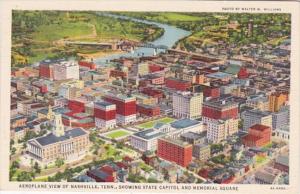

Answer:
[133,128,165,140]
[180,131,206,140]
[159,137,191,147]
[95,101,115,107]
[244,109,271,117]
[203,99,238,108]
[206,72,233,79]
[171,119,200,129]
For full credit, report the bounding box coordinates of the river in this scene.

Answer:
[94,13,191,64]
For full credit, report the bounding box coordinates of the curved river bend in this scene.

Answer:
[94,13,191,64]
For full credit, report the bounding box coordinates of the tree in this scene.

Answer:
[55,158,64,168]
[17,171,33,181]
[11,161,20,169]
[23,142,27,149]
[34,162,41,174]
[24,131,37,141]
[10,139,15,149]
[11,147,17,155]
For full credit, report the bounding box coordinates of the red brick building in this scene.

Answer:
[202,100,238,122]
[157,137,192,167]
[94,101,116,129]
[78,61,96,70]
[203,86,220,99]
[165,78,191,91]
[149,64,164,73]
[68,99,86,113]
[137,104,160,117]
[148,75,165,85]
[242,124,271,147]
[238,67,249,79]
[103,94,136,125]
[62,116,95,129]
[110,69,127,79]
[87,168,115,182]
[141,87,164,99]
[39,63,54,79]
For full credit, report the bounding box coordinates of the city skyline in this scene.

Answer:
[9,10,290,185]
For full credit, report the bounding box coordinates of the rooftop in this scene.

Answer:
[180,131,206,140]
[95,101,115,107]
[159,136,191,148]
[171,119,200,129]
[224,64,242,75]
[133,128,165,140]
[206,72,233,80]
[88,169,110,180]
[250,124,270,131]
[275,155,289,166]
[255,170,277,184]
[203,99,238,108]
[244,109,271,117]
[32,128,87,146]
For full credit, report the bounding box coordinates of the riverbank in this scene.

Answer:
[77,50,125,59]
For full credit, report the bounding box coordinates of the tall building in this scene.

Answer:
[242,124,271,147]
[103,94,136,125]
[202,100,238,124]
[133,63,149,76]
[242,109,272,132]
[269,92,289,112]
[39,62,54,80]
[172,91,203,119]
[192,143,211,161]
[206,118,239,143]
[94,101,116,129]
[272,106,289,131]
[157,137,192,167]
[53,60,79,81]
[246,95,269,112]
[27,114,89,164]
[58,80,84,100]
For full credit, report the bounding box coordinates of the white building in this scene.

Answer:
[242,109,272,132]
[272,106,289,131]
[130,128,165,152]
[274,126,289,141]
[207,118,239,143]
[53,60,79,81]
[169,119,204,138]
[172,91,203,119]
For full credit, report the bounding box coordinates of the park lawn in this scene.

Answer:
[137,117,176,129]
[139,162,153,173]
[33,176,48,182]
[106,130,130,139]
[33,22,93,42]
[255,155,267,164]
[102,145,119,159]
[263,142,273,149]
[27,51,58,64]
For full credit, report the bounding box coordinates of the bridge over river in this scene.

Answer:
[64,40,169,50]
